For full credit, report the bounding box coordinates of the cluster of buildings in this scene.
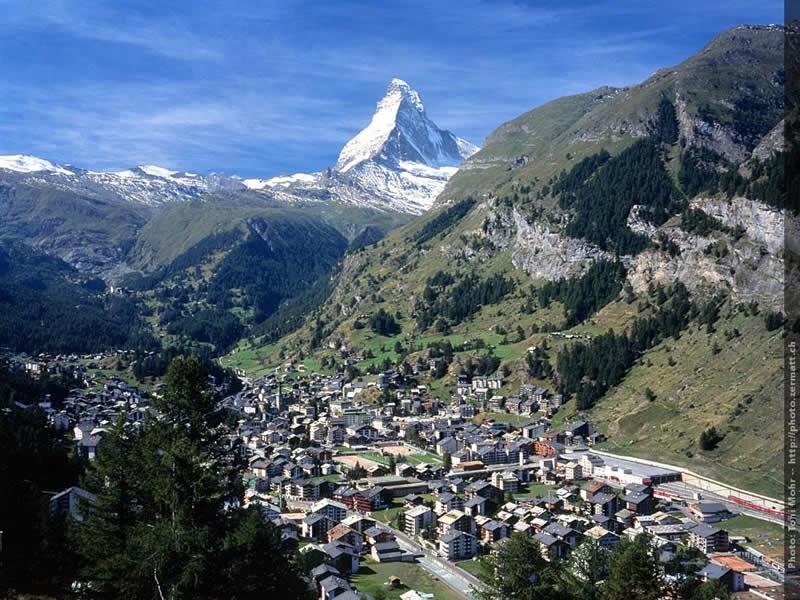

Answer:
[11,354,782,598]
[223,369,775,596]
[3,351,159,460]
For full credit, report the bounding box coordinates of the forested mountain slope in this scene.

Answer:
[238,24,788,496]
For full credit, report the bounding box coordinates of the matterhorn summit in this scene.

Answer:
[253,78,478,214]
[335,78,476,173]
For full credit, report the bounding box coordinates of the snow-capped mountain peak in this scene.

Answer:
[0,154,243,206]
[335,78,477,174]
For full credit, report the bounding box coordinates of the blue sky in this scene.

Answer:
[0,0,783,178]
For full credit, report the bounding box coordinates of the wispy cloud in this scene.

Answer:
[0,0,229,61]
[0,0,784,176]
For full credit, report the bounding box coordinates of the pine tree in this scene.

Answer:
[442,452,452,472]
[473,532,560,600]
[76,357,311,600]
[78,416,143,596]
[604,535,664,600]
[557,538,608,599]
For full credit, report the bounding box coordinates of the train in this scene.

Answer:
[654,487,787,519]
[728,495,787,519]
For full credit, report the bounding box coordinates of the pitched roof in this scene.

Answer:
[328,523,360,540]
[532,532,559,546]
[689,523,724,538]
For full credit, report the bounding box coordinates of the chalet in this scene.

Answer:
[688,502,732,523]
[437,510,476,536]
[288,478,323,501]
[322,541,360,575]
[371,540,406,563]
[533,532,569,561]
[564,462,583,480]
[49,486,96,522]
[457,403,476,418]
[463,495,488,517]
[589,492,620,517]
[364,525,395,546]
[311,499,348,523]
[622,491,656,515]
[405,505,435,536]
[465,480,502,503]
[580,480,611,501]
[491,471,521,494]
[327,524,364,553]
[365,464,387,478]
[687,524,729,553]
[578,454,605,477]
[346,424,379,441]
[614,508,636,530]
[311,563,341,588]
[695,563,744,593]
[480,520,509,545]
[252,500,281,521]
[585,526,620,549]
[302,513,334,540]
[521,421,548,439]
[395,463,416,477]
[592,514,621,534]
[318,574,351,600]
[436,437,460,456]
[543,522,582,548]
[435,492,464,514]
[340,515,376,534]
[488,395,505,412]
[563,421,594,443]
[438,530,477,560]
[404,493,424,507]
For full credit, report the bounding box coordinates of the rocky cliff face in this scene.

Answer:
[508,208,613,280]
[470,193,785,310]
[675,95,751,163]
[693,196,784,253]
[626,210,784,311]
[613,195,784,310]
[443,201,614,279]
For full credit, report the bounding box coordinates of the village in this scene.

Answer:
[3,351,788,600]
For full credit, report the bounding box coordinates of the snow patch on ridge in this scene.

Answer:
[0,154,74,175]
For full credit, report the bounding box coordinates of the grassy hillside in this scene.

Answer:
[130,196,409,271]
[441,25,783,206]
[0,182,148,278]
[559,305,783,498]
[125,210,351,355]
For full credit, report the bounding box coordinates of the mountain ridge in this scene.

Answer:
[439,23,784,206]
[0,79,476,215]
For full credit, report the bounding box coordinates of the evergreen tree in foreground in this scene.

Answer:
[472,532,696,600]
[603,535,664,600]
[473,532,561,600]
[77,356,311,600]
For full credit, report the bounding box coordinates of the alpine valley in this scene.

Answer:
[225,24,790,498]
[0,24,791,500]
